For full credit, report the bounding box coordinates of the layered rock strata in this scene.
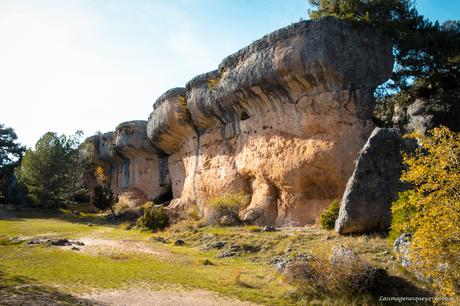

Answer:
[85,121,170,207]
[147,17,393,226]
[87,17,393,226]
[335,128,406,234]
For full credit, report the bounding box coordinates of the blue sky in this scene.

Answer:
[1,0,459,147]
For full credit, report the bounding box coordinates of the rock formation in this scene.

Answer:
[335,128,406,234]
[84,121,170,208]
[86,17,393,226]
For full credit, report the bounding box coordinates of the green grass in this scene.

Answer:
[0,207,432,305]
[0,244,287,304]
[0,208,291,305]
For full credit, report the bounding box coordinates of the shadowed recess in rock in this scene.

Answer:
[86,17,394,226]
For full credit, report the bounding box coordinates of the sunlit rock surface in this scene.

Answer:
[147,17,393,225]
[87,17,393,224]
[85,121,170,207]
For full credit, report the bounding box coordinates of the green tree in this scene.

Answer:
[0,124,25,203]
[16,131,86,209]
[307,0,460,96]
[0,124,25,168]
[92,185,117,217]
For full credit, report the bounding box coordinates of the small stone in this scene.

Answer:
[152,236,168,244]
[174,239,185,246]
[202,259,214,266]
[206,241,227,249]
[242,244,260,253]
[262,226,277,232]
[50,239,72,246]
[71,247,80,251]
[228,244,241,252]
[330,246,357,266]
[27,238,48,245]
[219,215,237,226]
[216,244,242,258]
[74,241,85,246]
[216,251,239,258]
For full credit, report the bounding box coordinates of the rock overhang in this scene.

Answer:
[87,16,395,222]
[115,120,156,158]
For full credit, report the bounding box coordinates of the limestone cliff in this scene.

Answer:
[87,17,393,226]
[85,121,170,207]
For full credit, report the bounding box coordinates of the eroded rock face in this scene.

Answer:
[335,128,406,234]
[86,17,392,224]
[84,121,170,207]
[147,17,393,225]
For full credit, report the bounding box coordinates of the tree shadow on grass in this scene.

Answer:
[0,205,112,228]
[370,270,435,305]
[0,269,104,306]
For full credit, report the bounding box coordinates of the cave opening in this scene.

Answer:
[154,185,174,205]
[240,111,250,121]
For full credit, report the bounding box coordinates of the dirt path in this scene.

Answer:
[64,237,260,305]
[62,237,165,257]
[82,288,259,306]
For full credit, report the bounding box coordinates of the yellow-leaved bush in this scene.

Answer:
[391,126,460,298]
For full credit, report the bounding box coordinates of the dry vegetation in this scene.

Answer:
[0,205,434,305]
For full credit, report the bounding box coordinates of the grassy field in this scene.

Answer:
[0,206,431,305]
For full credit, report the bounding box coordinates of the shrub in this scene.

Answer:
[113,200,129,215]
[93,185,117,217]
[388,191,416,244]
[185,205,201,221]
[391,126,460,298]
[205,193,249,226]
[136,202,169,231]
[320,199,340,230]
[285,249,380,300]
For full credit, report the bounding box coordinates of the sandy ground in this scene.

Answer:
[82,288,259,306]
[62,237,164,256]
[59,237,260,305]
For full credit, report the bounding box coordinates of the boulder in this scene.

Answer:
[391,89,460,134]
[335,128,405,234]
[393,233,412,270]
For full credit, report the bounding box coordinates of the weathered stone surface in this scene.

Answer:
[335,128,405,234]
[89,17,393,225]
[84,121,171,208]
[147,88,196,154]
[376,88,460,134]
[148,16,393,225]
[393,233,412,270]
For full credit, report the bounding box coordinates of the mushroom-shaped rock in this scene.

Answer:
[82,135,101,165]
[84,122,172,208]
[147,88,196,154]
[154,17,394,226]
[115,121,156,159]
[88,17,394,225]
[186,16,393,131]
